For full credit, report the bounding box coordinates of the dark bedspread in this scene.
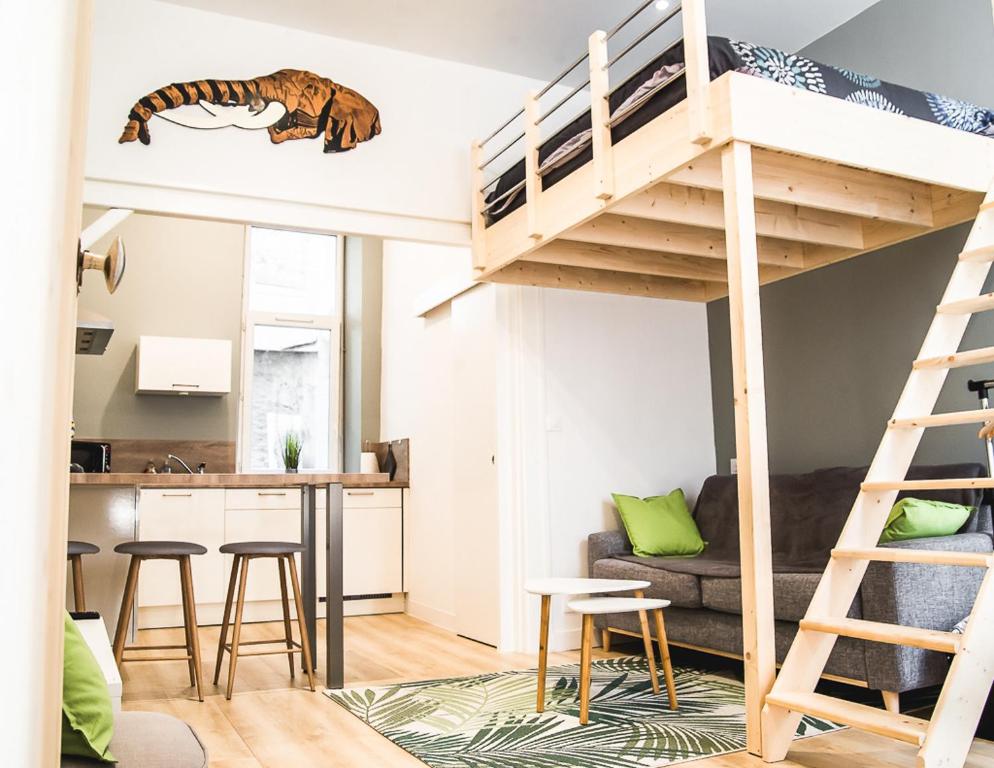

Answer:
[484,36,994,226]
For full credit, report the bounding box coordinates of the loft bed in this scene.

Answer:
[469,2,994,767]
[469,1,994,302]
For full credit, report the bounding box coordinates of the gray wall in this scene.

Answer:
[343,236,383,472]
[707,0,994,474]
[74,209,244,441]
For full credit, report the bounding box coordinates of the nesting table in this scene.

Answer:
[525,577,667,715]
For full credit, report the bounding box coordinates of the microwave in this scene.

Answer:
[70,440,111,473]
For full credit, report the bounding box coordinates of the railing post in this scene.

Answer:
[524,91,543,240]
[588,30,615,200]
[470,140,486,271]
[682,0,712,145]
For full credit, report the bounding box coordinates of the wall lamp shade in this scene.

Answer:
[78,236,126,294]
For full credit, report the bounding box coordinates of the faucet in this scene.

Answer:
[166,454,195,474]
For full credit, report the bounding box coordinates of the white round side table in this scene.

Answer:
[524,577,650,713]
[567,596,678,724]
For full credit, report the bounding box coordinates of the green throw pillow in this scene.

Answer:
[62,611,115,763]
[612,489,706,557]
[878,497,972,544]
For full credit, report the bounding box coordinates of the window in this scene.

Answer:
[239,227,342,471]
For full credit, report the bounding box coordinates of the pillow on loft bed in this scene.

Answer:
[485,37,994,223]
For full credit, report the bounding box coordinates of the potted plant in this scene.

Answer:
[281,432,302,473]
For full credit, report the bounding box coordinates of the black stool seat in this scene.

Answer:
[115,541,208,557]
[220,541,306,555]
[68,540,100,556]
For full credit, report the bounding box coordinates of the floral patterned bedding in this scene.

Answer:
[484,37,994,226]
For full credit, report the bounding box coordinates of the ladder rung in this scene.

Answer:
[765,692,929,745]
[913,346,994,370]
[979,201,994,213]
[937,293,994,315]
[800,616,961,653]
[861,477,994,492]
[889,408,994,429]
[959,244,994,262]
[832,547,993,568]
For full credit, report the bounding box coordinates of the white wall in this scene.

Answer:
[380,240,472,630]
[86,0,552,233]
[502,289,715,650]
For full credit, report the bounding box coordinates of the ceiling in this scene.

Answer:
[157,0,882,82]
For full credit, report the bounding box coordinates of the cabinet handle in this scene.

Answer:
[257,491,287,496]
[347,490,375,496]
[162,492,193,497]
[172,383,200,388]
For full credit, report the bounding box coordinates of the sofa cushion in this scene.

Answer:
[701,573,862,622]
[592,556,702,608]
[61,712,207,768]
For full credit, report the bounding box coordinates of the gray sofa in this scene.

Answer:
[589,463,993,698]
[62,712,208,768]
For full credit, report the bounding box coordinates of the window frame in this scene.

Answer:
[236,225,345,473]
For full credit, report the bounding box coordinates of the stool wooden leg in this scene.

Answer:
[579,613,593,725]
[178,559,197,687]
[601,628,611,653]
[286,555,316,692]
[278,556,296,680]
[226,556,251,700]
[634,590,660,695]
[653,608,678,710]
[180,556,204,702]
[70,554,86,612]
[537,594,550,713]
[214,554,240,686]
[113,557,141,667]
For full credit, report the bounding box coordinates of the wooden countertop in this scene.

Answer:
[69,472,406,489]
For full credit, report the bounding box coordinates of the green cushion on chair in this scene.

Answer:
[612,489,706,558]
[62,611,115,763]
[878,497,972,544]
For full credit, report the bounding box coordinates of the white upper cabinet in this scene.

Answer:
[135,335,231,396]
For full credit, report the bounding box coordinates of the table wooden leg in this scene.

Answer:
[579,613,593,725]
[537,594,551,713]
[634,590,660,694]
[601,628,611,653]
[653,608,678,710]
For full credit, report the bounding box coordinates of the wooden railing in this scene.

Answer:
[470,0,711,271]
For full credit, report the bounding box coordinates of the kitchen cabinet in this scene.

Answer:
[134,485,404,627]
[137,489,226,609]
[135,335,231,396]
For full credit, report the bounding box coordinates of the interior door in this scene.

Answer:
[451,285,500,646]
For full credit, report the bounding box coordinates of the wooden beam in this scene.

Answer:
[721,141,776,758]
[524,240,731,282]
[682,0,711,144]
[670,148,934,227]
[524,92,542,240]
[611,183,865,250]
[470,141,486,271]
[567,213,807,267]
[587,31,614,200]
[486,260,709,302]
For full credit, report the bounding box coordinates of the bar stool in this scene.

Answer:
[67,540,100,611]
[214,541,315,700]
[111,541,207,701]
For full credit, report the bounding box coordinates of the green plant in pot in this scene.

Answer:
[282,432,303,473]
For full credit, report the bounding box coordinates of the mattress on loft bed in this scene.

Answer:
[484,36,994,227]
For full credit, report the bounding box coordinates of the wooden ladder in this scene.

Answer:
[761,189,994,768]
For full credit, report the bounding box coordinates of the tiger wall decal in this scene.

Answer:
[119,69,381,153]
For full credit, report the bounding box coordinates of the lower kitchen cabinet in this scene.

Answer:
[136,486,404,628]
[136,489,226,611]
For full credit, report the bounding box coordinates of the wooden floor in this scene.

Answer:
[123,613,994,768]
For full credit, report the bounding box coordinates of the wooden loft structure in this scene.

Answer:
[469,1,994,766]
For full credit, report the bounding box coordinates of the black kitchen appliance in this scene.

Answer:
[70,440,111,473]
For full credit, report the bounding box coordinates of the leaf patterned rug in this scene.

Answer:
[326,656,842,767]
